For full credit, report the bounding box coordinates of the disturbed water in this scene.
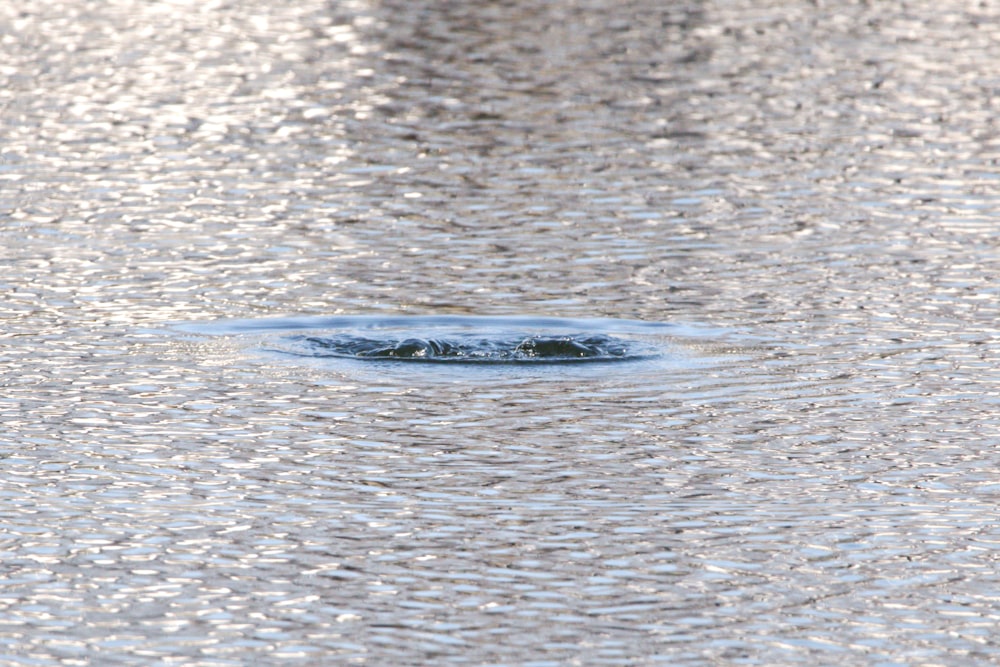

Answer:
[297,333,633,362]
[4,0,1000,665]
[186,315,668,364]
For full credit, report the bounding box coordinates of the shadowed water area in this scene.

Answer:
[186,315,667,363]
[4,0,1000,665]
[294,333,632,362]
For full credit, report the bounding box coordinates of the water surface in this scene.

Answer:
[3,0,1000,665]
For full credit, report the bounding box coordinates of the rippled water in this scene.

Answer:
[4,0,1000,664]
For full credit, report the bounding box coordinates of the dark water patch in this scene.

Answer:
[173,315,704,374]
[285,332,640,364]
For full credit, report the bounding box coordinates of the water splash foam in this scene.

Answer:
[283,333,644,364]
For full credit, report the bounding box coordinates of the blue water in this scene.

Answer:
[177,314,682,336]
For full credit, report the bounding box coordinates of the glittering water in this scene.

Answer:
[4,0,1000,664]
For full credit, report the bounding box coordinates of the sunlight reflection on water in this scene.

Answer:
[4,0,1000,664]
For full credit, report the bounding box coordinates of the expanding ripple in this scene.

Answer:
[177,314,692,369]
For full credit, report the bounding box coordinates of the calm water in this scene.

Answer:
[3,0,1000,664]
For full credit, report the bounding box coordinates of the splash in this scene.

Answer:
[175,315,681,368]
[285,332,640,364]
